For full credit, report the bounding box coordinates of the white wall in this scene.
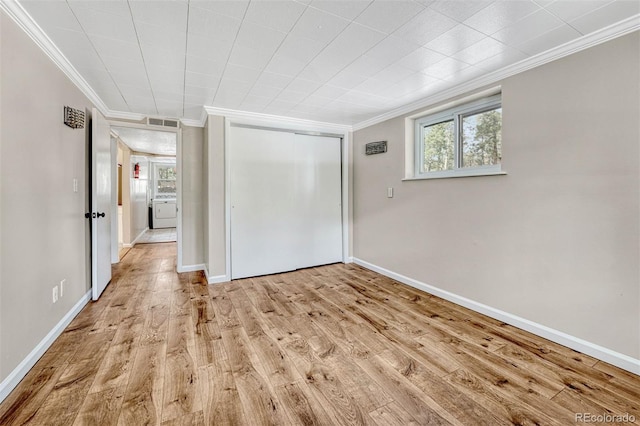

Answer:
[205,115,226,279]
[0,11,93,380]
[129,155,149,243]
[352,32,639,360]
[181,125,204,267]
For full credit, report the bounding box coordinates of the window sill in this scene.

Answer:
[403,170,507,181]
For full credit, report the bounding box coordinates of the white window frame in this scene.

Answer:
[414,94,504,180]
[153,162,177,199]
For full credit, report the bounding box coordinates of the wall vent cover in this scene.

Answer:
[147,117,180,128]
[365,141,387,155]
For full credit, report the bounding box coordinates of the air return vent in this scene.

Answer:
[147,117,180,128]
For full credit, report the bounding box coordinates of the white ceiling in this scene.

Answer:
[18,0,640,125]
[112,126,177,155]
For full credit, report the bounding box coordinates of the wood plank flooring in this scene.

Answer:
[0,242,638,425]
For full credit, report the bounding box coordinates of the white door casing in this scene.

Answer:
[91,108,112,300]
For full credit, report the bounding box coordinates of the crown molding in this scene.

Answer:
[0,0,112,115]
[180,107,208,128]
[352,15,640,131]
[104,109,147,122]
[203,105,351,133]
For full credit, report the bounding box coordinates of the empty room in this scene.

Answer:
[0,0,638,425]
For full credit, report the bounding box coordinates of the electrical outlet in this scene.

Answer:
[52,286,59,303]
[60,279,66,297]
[73,178,78,193]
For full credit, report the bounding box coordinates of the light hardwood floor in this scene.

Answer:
[1,242,638,425]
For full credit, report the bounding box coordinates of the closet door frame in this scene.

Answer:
[224,118,351,282]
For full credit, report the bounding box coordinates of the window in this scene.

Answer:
[154,163,176,199]
[415,95,503,179]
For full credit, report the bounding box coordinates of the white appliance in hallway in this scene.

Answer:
[152,198,177,229]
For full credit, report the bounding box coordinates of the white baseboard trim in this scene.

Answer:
[0,291,91,403]
[207,274,230,284]
[177,263,206,273]
[352,257,640,375]
[345,256,354,264]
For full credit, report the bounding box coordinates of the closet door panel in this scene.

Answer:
[230,127,298,279]
[295,134,343,269]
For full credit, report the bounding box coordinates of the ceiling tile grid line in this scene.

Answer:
[10,0,640,126]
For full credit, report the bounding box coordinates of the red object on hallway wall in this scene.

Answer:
[134,163,140,179]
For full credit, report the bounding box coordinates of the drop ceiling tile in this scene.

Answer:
[228,44,275,69]
[119,83,155,99]
[301,93,334,107]
[276,34,329,63]
[289,7,351,44]
[136,23,187,54]
[313,84,350,98]
[69,8,138,43]
[421,57,470,79]
[98,90,131,112]
[429,0,494,22]
[43,28,105,70]
[268,98,298,112]
[364,35,422,69]
[351,77,392,94]
[493,9,565,47]
[89,35,143,63]
[235,22,287,51]
[100,54,145,76]
[129,0,188,34]
[516,24,582,55]
[286,78,324,94]
[185,92,210,106]
[464,0,540,35]
[123,93,157,111]
[256,72,294,89]
[218,77,253,95]
[249,84,283,98]
[185,71,222,89]
[452,38,510,65]
[372,62,416,86]
[354,0,425,34]
[185,84,217,98]
[222,64,262,86]
[189,0,249,20]
[110,70,151,88]
[570,0,640,34]
[343,54,389,78]
[186,34,234,61]
[68,0,131,18]
[394,8,458,45]
[326,69,369,89]
[186,54,227,77]
[21,1,83,32]
[244,0,308,32]
[395,47,447,72]
[309,0,372,20]
[241,94,272,109]
[277,90,308,103]
[424,24,486,56]
[264,53,309,77]
[213,87,246,109]
[544,0,613,23]
[187,5,242,42]
[473,48,528,71]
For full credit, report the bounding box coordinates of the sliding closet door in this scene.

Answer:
[230,126,298,279]
[295,134,342,269]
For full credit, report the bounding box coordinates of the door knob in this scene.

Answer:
[97,212,106,218]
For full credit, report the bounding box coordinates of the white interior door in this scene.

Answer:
[294,134,343,269]
[230,126,298,279]
[91,108,112,300]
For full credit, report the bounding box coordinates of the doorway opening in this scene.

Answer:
[111,125,179,258]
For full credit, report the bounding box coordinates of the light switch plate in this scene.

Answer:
[387,187,393,198]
